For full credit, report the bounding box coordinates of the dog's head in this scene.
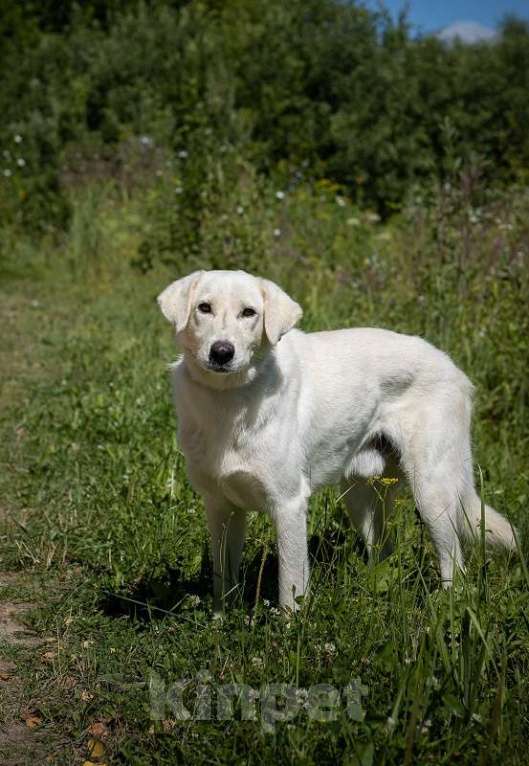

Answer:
[157,270,302,385]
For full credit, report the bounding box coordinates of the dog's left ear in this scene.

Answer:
[157,271,204,333]
[260,278,302,345]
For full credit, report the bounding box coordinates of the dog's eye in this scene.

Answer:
[241,307,257,318]
[197,303,212,314]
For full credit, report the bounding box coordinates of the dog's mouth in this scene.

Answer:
[206,362,233,374]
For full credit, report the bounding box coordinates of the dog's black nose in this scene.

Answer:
[209,340,235,366]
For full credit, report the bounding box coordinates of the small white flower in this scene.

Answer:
[335,196,346,207]
[386,716,396,730]
[14,134,22,143]
[16,158,25,167]
[139,135,153,147]
[236,205,244,215]
[273,228,281,238]
[275,190,285,200]
[263,599,270,607]
[270,607,281,616]
[178,150,188,159]
[3,169,11,177]
[189,594,201,606]
[347,217,360,226]
[295,688,309,709]
[175,186,183,195]
[251,656,263,668]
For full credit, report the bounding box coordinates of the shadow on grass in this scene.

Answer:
[99,524,362,622]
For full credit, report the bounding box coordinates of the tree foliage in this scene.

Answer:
[1,0,528,227]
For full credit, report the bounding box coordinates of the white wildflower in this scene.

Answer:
[273,228,281,238]
[335,196,346,207]
[14,134,22,143]
[420,719,432,735]
[178,150,188,159]
[275,190,285,200]
[295,688,309,709]
[16,158,25,167]
[236,205,244,215]
[3,169,12,177]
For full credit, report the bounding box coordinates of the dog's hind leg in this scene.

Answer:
[409,474,464,586]
[396,395,469,587]
[341,479,397,562]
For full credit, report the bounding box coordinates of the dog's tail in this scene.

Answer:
[458,491,517,550]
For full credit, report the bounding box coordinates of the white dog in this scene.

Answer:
[158,269,516,611]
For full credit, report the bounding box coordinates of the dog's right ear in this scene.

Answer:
[157,271,204,333]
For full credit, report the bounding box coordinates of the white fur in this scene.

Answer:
[158,269,516,611]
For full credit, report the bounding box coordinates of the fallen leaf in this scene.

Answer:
[42,650,56,662]
[0,660,17,680]
[88,738,105,758]
[22,712,43,729]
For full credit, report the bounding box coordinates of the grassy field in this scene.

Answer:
[1,177,528,764]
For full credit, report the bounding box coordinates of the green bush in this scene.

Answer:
[1,1,529,234]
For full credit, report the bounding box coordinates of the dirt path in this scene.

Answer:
[0,286,62,764]
[0,573,48,765]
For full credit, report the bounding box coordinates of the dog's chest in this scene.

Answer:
[180,407,275,509]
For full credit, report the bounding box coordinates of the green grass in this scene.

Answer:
[0,179,528,765]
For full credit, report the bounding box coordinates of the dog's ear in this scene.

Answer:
[157,271,204,332]
[260,278,302,345]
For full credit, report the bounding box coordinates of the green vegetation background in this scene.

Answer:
[0,2,528,764]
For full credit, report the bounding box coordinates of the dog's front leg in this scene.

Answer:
[204,495,246,614]
[273,498,309,611]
